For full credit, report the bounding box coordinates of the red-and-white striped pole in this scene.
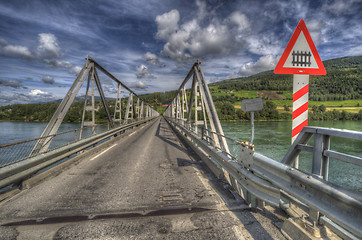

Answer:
[292,74,309,166]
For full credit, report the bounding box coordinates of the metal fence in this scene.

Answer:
[165,117,362,239]
[0,123,110,168]
[0,118,157,192]
[0,118,148,168]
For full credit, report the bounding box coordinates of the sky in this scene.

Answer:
[0,0,361,106]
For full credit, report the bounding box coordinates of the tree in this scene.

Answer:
[319,105,326,112]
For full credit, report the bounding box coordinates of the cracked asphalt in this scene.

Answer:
[0,117,286,239]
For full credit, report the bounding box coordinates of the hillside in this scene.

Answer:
[0,56,361,122]
[210,56,362,101]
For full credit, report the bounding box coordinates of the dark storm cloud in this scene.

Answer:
[0,77,27,89]
[42,76,55,84]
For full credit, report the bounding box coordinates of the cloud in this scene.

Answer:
[0,38,33,59]
[0,93,32,105]
[42,76,54,84]
[29,89,47,96]
[35,33,75,70]
[28,89,57,101]
[347,44,362,56]
[98,77,118,95]
[0,77,27,89]
[44,59,72,68]
[128,80,147,90]
[69,65,83,75]
[37,33,61,59]
[195,0,208,21]
[136,64,155,79]
[0,89,57,105]
[231,55,280,78]
[155,9,180,40]
[306,19,326,46]
[155,8,251,63]
[0,34,78,73]
[144,52,165,67]
[247,34,282,56]
[324,0,357,15]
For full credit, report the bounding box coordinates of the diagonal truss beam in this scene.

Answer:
[30,56,159,156]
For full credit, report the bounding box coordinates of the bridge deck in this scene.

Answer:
[0,117,285,239]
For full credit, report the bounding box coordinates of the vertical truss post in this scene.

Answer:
[187,74,197,123]
[194,65,219,147]
[135,98,140,119]
[125,93,133,123]
[140,101,144,119]
[194,77,200,134]
[146,104,149,118]
[176,93,181,119]
[80,67,96,139]
[171,99,175,118]
[182,87,188,120]
[114,83,122,123]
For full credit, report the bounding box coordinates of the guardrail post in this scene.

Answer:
[246,191,252,207]
[312,133,330,180]
[321,135,330,181]
[312,134,323,176]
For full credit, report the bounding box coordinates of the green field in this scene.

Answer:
[309,100,362,107]
[210,87,361,108]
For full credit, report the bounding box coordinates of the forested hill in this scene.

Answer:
[0,56,361,122]
[211,56,362,101]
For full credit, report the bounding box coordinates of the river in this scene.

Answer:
[222,120,362,192]
[0,120,361,192]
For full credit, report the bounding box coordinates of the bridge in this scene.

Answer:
[0,57,361,240]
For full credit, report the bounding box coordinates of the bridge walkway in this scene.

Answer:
[0,117,285,239]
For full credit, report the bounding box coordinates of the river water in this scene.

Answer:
[0,120,361,192]
[222,120,362,192]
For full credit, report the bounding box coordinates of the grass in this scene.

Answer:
[272,100,293,106]
[211,89,258,98]
[283,91,293,99]
[309,100,362,107]
[270,99,362,107]
[156,105,168,114]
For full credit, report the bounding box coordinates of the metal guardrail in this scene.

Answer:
[165,117,362,239]
[282,126,362,180]
[0,123,110,168]
[0,117,156,191]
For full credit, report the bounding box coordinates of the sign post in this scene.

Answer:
[274,19,326,167]
[241,98,264,144]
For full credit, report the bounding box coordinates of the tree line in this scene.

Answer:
[213,56,362,101]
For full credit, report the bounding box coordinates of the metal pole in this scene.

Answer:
[250,112,255,144]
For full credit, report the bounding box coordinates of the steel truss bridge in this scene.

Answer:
[0,57,361,240]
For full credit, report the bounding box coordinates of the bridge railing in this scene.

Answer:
[0,123,111,168]
[165,116,362,239]
[0,117,157,192]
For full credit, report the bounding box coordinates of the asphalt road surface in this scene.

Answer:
[0,117,286,239]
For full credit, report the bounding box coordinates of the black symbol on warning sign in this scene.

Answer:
[292,51,311,67]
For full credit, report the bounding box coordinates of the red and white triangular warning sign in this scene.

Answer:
[274,19,326,75]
